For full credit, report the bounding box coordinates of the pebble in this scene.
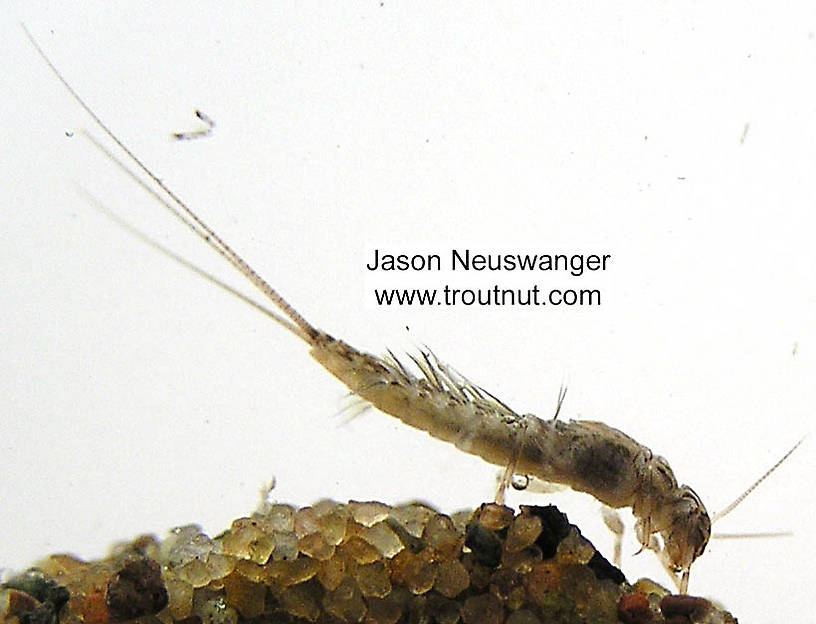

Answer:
[476,503,516,531]
[105,558,167,621]
[433,559,470,598]
[353,561,391,598]
[222,573,265,618]
[1,500,740,624]
[195,597,238,624]
[505,510,543,553]
[297,532,336,561]
[256,504,295,532]
[348,501,391,527]
[322,577,366,622]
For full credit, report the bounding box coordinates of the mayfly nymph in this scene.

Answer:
[24,26,800,596]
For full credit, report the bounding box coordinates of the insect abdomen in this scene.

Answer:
[309,335,518,466]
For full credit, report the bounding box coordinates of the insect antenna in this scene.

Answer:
[711,436,805,524]
[23,24,319,345]
[712,531,792,539]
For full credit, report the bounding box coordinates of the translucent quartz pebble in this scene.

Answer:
[322,576,366,622]
[485,564,521,607]
[506,609,543,624]
[388,503,437,537]
[274,557,320,586]
[271,531,298,561]
[525,562,563,605]
[317,511,349,545]
[221,519,259,557]
[233,560,268,583]
[555,528,596,565]
[366,587,411,624]
[506,583,528,610]
[505,510,543,553]
[462,593,503,624]
[390,549,436,595]
[246,534,275,564]
[221,518,275,564]
[501,544,544,574]
[559,564,597,606]
[195,597,238,624]
[107,534,160,561]
[433,559,470,598]
[206,554,236,581]
[161,525,213,567]
[175,558,212,588]
[450,509,472,533]
[348,500,390,527]
[255,503,295,532]
[279,583,321,622]
[311,498,343,517]
[36,553,89,582]
[353,561,391,598]
[317,553,349,591]
[298,532,336,561]
[632,578,669,596]
[475,503,515,531]
[223,572,266,618]
[580,578,622,623]
[426,594,461,624]
[421,514,463,559]
[341,536,382,565]
[383,519,424,553]
[355,522,403,558]
[293,507,321,537]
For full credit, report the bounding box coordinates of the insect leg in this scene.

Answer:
[494,414,529,505]
[601,507,625,568]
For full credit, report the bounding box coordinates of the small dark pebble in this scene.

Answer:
[4,589,39,616]
[2,571,70,610]
[660,594,711,621]
[425,593,460,622]
[587,549,626,585]
[2,571,70,624]
[524,505,571,559]
[105,557,168,621]
[617,593,653,624]
[464,522,503,567]
[18,604,62,624]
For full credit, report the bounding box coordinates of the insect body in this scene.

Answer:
[24,26,798,596]
[309,332,711,592]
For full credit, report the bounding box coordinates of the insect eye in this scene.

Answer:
[652,456,678,490]
[682,487,703,505]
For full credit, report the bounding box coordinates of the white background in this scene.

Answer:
[1,3,814,621]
